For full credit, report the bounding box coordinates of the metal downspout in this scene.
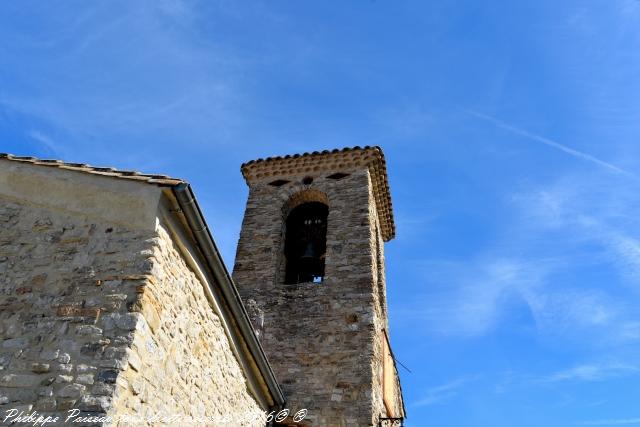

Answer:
[172,183,285,409]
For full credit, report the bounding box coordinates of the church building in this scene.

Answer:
[0,146,405,426]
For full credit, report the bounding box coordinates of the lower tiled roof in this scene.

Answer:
[0,153,185,186]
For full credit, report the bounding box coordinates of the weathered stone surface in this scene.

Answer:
[78,395,111,412]
[56,375,73,383]
[57,383,86,398]
[233,153,405,425]
[0,374,40,388]
[38,386,53,397]
[109,224,266,425]
[40,377,55,386]
[0,154,374,425]
[0,185,269,424]
[0,194,156,419]
[76,364,97,374]
[55,363,73,373]
[30,363,50,373]
[76,374,95,385]
[2,337,28,349]
[40,349,60,361]
[91,383,114,396]
[0,354,11,369]
[127,350,141,372]
[115,313,142,331]
[97,369,118,384]
[36,396,57,411]
[76,325,103,336]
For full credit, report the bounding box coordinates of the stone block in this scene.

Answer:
[91,383,114,396]
[97,369,118,384]
[127,350,141,372]
[57,398,77,410]
[30,363,50,373]
[76,325,103,336]
[76,374,94,385]
[2,337,28,349]
[40,376,55,386]
[36,397,57,411]
[115,313,142,331]
[40,349,59,361]
[56,375,73,383]
[57,383,86,398]
[56,306,101,320]
[55,363,73,373]
[0,374,40,388]
[38,386,53,397]
[78,395,111,412]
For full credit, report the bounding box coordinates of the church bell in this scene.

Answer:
[300,241,317,260]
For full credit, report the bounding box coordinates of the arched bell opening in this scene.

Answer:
[284,202,328,284]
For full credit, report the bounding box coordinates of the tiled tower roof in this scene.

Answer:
[241,145,395,241]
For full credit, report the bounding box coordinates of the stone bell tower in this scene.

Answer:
[233,147,405,427]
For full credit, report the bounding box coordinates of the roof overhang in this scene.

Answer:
[0,152,286,408]
[241,146,396,241]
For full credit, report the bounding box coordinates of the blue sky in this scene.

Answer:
[2,1,640,425]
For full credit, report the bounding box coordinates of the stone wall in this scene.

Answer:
[0,196,156,422]
[110,222,265,426]
[368,182,404,421]
[233,166,403,426]
[0,163,270,426]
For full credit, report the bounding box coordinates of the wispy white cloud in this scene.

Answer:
[400,255,623,339]
[514,176,640,284]
[499,172,640,346]
[0,0,256,153]
[606,232,640,280]
[539,362,639,383]
[521,288,619,335]
[401,164,640,345]
[465,109,637,179]
[26,130,60,156]
[398,257,546,337]
[484,361,640,399]
[414,375,480,407]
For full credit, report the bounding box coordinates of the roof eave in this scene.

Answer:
[240,145,396,241]
[171,183,286,407]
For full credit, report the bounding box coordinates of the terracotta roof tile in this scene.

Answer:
[1,148,396,240]
[241,145,396,241]
[0,153,185,187]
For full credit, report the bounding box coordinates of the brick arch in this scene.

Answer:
[282,188,329,218]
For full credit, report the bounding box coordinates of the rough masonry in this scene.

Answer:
[233,147,405,427]
[0,157,282,426]
[0,147,404,427]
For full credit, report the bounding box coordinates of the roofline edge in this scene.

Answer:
[239,145,396,241]
[172,183,286,407]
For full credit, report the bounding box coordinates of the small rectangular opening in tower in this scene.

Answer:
[269,179,290,187]
[326,172,350,180]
